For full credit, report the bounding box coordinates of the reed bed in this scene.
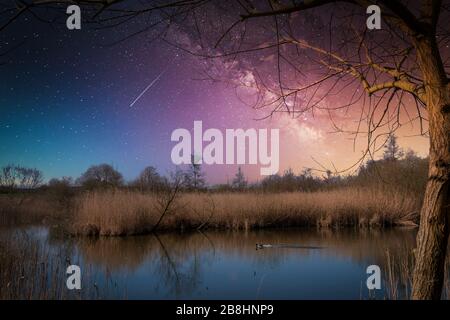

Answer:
[72,188,420,236]
[0,231,72,299]
[0,231,124,299]
[0,194,62,227]
[383,246,450,300]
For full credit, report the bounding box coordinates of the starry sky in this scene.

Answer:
[0,2,433,184]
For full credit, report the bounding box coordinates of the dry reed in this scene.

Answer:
[72,188,420,236]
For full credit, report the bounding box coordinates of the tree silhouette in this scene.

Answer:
[232,166,247,190]
[77,164,123,189]
[183,155,206,190]
[132,166,166,192]
[383,134,404,161]
[0,164,43,190]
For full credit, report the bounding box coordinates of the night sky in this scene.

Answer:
[0,2,431,184]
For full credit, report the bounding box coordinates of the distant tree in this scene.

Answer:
[325,170,332,179]
[356,152,428,195]
[297,168,321,192]
[47,178,59,187]
[48,176,73,188]
[300,168,313,179]
[232,167,247,190]
[183,155,206,190]
[16,167,44,189]
[259,168,322,193]
[0,165,18,189]
[261,174,282,192]
[0,164,43,189]
[283,169,296,189]
[77,164,123,189]
[404,149,420,162]
[383,134,404,161]
[132,166,166,192]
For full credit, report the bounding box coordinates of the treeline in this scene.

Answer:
[0,165,44,191]
[255,153,427,195]
[253,135,427,195]
[0,135,428,195]
[0,160,206,193]
[0,153,428,194]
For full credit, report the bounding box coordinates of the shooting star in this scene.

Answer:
[129,69,167,108]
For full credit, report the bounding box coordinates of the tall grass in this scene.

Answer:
[72,188,420,236]
[0,230,72,299]
[0,230,124,299]
[383,246,450,299]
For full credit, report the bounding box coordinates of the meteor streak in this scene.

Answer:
[129,69,166,107]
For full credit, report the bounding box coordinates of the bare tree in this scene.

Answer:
[16,167,44,189]
[0,165,18,190]
[145,0,449,300]
[2,0,450,299]
[0,165,43,189]
[152,170,183,232]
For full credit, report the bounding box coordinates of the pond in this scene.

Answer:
[1,227,424,300]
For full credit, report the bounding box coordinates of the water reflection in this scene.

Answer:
[62,228,423,299]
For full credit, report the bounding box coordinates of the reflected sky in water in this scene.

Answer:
[37,228,419,299]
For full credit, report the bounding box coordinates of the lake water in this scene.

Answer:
[7,227,423,300]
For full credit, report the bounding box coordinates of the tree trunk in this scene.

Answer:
[411,36,450,300]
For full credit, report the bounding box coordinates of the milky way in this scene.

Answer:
[0,2,436,183]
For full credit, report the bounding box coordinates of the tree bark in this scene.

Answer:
[411,36,450,300]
